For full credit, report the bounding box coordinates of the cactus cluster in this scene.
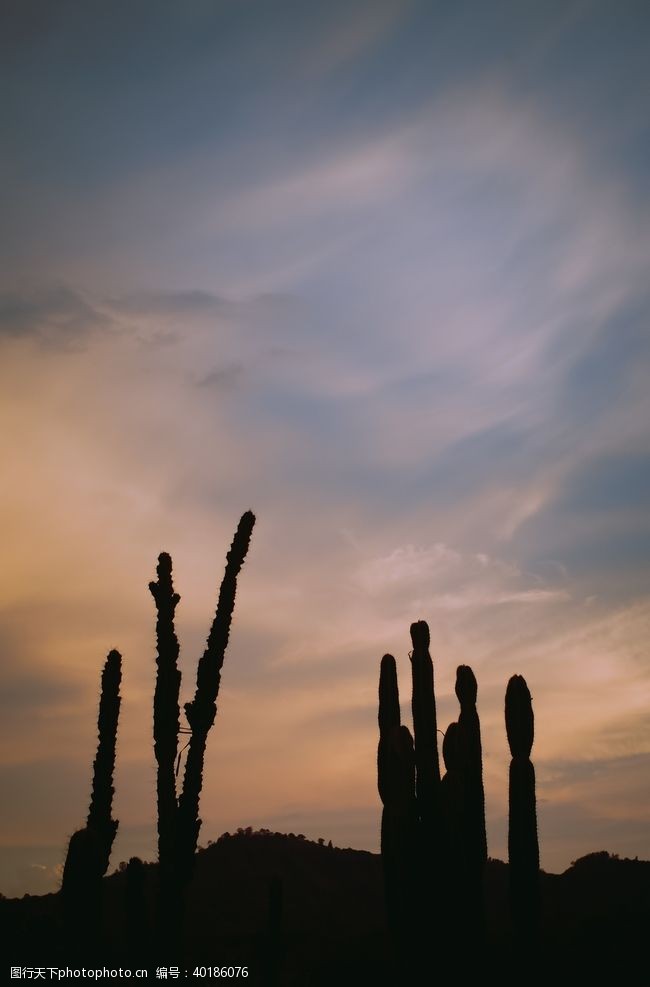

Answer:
[60,512,255,959]
[150,510,255,952]
[377,621,539,958]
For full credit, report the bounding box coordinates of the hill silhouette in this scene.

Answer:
[2,831,648,984]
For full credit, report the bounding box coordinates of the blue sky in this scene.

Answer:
[1,0,649,896]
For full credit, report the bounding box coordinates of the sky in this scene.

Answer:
[1,0,649,897]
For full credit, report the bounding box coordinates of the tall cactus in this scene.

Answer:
[176,510,256,886]
[61,649,122,953]
[377,654,417,955]
[409,620,440,825]
[87,649,122,853]
[149,553,182,941]
[505,674,540,945]
[149,511,255,954]
[440,721,463,940]
[455,664,487,938]
[408,619,444,944]
[378,623,444,961]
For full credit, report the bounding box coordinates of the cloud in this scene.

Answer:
[106,289,227,320]
[197,363,246,391]
[0,286,114,346]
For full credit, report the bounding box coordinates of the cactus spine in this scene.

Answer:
[505,674,540,946]
[62,649,122,953]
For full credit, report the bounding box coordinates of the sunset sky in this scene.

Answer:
[1,0,649,897]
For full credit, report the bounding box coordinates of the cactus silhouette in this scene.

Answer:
[377,653,401,806]
[149,552,182,941]
[61,649,122,953]
[149,511,256,953]
[408,619,445,944]
[409,621,440,824]
[376,623,505,965]
[505,674,540,946]
[440,721,463,938]
[455,664,487,939]
[441,721,463,839]
[176,510,256,885]
[377,655,417,957]
[378,623,446,963]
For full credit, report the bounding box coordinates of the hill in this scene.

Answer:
[2,832,648,984]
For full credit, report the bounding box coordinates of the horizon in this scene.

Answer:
[1,0,649,898]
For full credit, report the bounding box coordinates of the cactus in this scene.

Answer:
[149,553,182,940]
[378,653,401,805]
[505,674,540,945]
[61,649,122,953]
[455,664,487,938]
[148,512,255,954]
[378,625,497,961]
[408,619,446,946]
[409,621,440,825]
[440,722,463,846]
[147,511,255,954]
[176,510,256,885]
[440,721,463,936]
[377,655,417,954]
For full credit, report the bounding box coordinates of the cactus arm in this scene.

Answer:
[86,648,122,854]
[176,511,256,879]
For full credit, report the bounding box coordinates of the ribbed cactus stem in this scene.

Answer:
[455,664,487,942]
[380,724,417,958]
[377,654,417,961]
[441,721,463,843]
[149,552,182,942]
[440,721,463,876]
[455,667,487,866]
[506,675,534,759]
[506,674,540,945]
[62,649,122,955]
[442,720,461,774]
[378,654,401,805]
[87,648,122,859]
[176,510,256,881]
[409,620,440,825]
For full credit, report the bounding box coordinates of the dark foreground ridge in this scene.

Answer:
[2,831,648,985]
